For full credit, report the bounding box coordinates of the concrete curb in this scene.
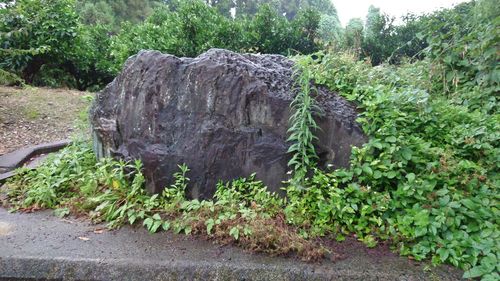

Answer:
[0,208,463,281]
[0,140,70,183]
[0,255,458,281]
[0,256,389,281]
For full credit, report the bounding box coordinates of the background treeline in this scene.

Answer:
[0,0,496,91]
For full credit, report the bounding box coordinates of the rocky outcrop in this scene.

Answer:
[90,49,366,198]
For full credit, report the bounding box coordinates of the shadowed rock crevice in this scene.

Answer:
[90,49,366,198]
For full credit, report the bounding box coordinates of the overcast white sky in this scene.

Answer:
[332,0,469,26]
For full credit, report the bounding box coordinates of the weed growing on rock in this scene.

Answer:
[287,55,321,185]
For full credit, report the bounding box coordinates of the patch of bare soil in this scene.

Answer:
[0,86,90,155]
[318,235,401,261]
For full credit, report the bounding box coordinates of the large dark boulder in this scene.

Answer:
[90,49,366,198]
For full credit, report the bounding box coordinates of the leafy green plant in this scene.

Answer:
[6,141,96,209]
[0,0,79,83]
[287,55,321,184]
[4,144,323,259]
[293,48,499,279]
[0,69,25,86]
[171,174,325,260]
[422,0,499,114]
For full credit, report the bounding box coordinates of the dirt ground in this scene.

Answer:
[0,86,90,155]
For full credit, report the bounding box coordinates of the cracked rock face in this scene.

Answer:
[90,49,366,198]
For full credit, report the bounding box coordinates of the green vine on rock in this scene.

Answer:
[287,56,320,186]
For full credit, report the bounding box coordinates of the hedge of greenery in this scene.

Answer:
[1,0,451,90]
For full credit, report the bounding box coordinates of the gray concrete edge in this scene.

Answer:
[0,256,391,281]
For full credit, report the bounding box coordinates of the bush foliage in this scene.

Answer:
[3,0,490,90]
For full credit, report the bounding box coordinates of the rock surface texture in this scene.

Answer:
[90,49,366,198]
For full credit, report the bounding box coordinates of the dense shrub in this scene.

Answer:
[109,1,322,72]
[0,0,79,83]
[2,0,473,90]
[422,0,499,114]
[286,47,498,279]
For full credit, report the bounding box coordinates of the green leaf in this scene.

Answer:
[461,199,476,210]
[362,164,373,176]
[150,220,162,233]
[385,136,397,143]
[415,227,427,237]
[436,189,448,196]
[143,218,153,229]
[128,215,137,225]
[386,171,398,179]
[401,149,412,161]
[372,141,383,149]
[229,227,240,240]
[437,248,449,262]
[53,208,70,218]
[414,210,429,227]
[439,195,450,206]
[406,173,415,182]
[206,218,215,234]
[162,221,171,231]
[463,266,486,279]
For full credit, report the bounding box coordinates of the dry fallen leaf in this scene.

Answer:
[78,236,90,241]
[93,229,104,234]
